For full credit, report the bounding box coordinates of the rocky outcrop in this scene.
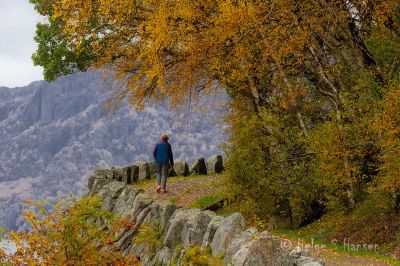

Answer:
[87,173,325,266]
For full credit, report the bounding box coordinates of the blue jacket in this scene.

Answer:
[153,140,174,165]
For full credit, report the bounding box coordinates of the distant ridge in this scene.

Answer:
[0,71,227,230]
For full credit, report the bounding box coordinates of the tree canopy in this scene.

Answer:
[30,0,400,233]
[31,0,399,107]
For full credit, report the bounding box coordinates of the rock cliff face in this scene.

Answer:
[88,162,325,266]
[0,71,227,230]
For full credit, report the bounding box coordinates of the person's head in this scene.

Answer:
[161,133,169,141]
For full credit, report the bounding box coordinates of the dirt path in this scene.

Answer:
[321,253,389,266]
[306,246,391,266]
[132,174,224,208]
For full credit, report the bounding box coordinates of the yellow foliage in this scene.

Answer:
[1,196,139,266]
[373,85,400,209]
[48,0,400,110]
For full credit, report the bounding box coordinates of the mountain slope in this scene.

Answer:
[0,71,227,230]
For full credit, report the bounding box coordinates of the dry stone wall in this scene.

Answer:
[93,155,225,186]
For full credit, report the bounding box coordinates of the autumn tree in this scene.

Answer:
[30,0,400,225]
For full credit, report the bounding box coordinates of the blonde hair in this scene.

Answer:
[161,133,169,140]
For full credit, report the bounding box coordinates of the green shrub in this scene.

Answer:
[225,111,323,228]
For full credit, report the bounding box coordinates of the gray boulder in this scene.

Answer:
[144,202,179,233]
[182,210,215,249]
[230,231,282,266]
[135,161,150,181]
[201,216,223,248]
[164,209,198,248]
[190,157,207,175]
[88,177,113,195]
[164,208,213,249]
[131,193,153,216]
[173,160,189,176]
[210,213,245,256]
[112,187,142,218]
[229,231,325,266]
[225,227,258,263]
[97,181,126,210]
[289,246,325,266]
[207,155,224,174]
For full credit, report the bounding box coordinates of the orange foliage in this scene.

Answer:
[48,0,400,110]
[0,197,139,266]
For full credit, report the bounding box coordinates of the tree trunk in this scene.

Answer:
[277,62,308,136]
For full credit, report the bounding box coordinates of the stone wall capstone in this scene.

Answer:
[134,161,151,181]
[207,155,224,174]
[190,157,207,175]
[93,155,224,186]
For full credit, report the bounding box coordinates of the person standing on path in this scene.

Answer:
[153,133,174,193]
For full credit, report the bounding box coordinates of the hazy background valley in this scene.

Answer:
[0,71,227,230]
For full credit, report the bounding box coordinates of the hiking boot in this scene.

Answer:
[156,186,161,193]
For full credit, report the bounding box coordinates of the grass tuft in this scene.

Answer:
[190,193,222,210]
